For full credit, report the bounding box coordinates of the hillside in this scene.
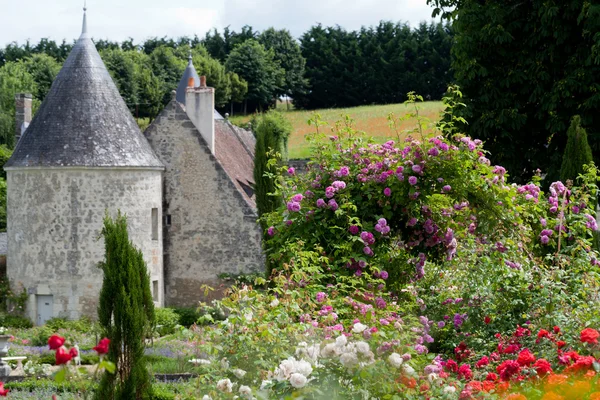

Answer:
[230,102,445,159]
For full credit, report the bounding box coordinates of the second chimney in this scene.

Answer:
[185,76,215,154]
[15,93,32,144]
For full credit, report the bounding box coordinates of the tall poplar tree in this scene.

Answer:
[96,212,155,400]
[560,115,594,183]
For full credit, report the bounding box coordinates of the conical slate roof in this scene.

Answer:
[5,12,163,169]
[175,54,200,105]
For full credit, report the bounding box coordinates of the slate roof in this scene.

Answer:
[214,120,256,209]
[175,55,200,106]
[5,17,163,169]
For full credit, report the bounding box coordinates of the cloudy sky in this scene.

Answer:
[0,0,437,46]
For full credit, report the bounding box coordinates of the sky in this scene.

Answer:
[0,0,438,47]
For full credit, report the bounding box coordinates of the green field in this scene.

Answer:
[230,102,445,159]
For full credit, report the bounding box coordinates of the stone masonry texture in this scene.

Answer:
[145,99,264,307]
[6,168,163,321]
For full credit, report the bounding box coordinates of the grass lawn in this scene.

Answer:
[229,101,445,159]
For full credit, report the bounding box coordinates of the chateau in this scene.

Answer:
[4,10,263,324]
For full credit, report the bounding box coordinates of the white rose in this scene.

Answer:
[402,364,416,376]
[260,380,272,390]
[270,298,279,308]
[244,311,253,321]
[220,358,229,370]
[339,352,359,369]
[335,335,348,348]
[216,378,233,393]
[443,386,456,394]
[352,322,368,333]
[239,385,252,397]
[355,341,370,355]
[289,372,308,389]
[427,373,438,383]
[294,359,313,377]
[202,396,212,400]
[276,358,297,380]
[232,368,247,379]
[320,343,339,358]
[388,352,403,368]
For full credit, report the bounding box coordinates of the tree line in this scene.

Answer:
[0,21,454,147]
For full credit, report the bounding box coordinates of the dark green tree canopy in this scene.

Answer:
[225,39,284,110]
[429,0,600,183]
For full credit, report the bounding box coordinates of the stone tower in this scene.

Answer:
[4,8,165,324]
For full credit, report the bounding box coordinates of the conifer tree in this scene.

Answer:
[560,115,593,183]
[96,212,155,400]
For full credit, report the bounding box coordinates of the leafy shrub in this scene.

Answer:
[45,316,96,334]
[170,308,201,328]
[0,314,32,329]
[154,308,180,336]
[28,326,54,346]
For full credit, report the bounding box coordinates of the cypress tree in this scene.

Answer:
[96,212,155,400]
[560,115,593,183]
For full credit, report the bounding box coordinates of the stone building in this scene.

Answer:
[5,9,263,324]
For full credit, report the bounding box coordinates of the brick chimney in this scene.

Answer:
[15,93,32,143]
[185,76,215,154]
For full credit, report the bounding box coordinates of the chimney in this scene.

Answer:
[15,93,32,143]
[185,76,215,154]
[188,77,195,87]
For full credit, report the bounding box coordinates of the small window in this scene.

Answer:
[152,280,159,302]
[165,214,172,226]
[151,208,158,240]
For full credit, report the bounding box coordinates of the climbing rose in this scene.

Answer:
[383,187,391,197]
[581,328,599,344]
[55,347,72,365]
[48,334,66,350]
[348,225,359,235]
[534,359,553,376]
[287,167,295,176]
[93,338,110,355]
[408,176,418,185]
[315,292,327,303]
[516,349,536,366]
[267,226,275,236]
[316,199,326,208]
[0,382,8,396]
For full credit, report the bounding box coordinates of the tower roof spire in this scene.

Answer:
[81,0,88,38]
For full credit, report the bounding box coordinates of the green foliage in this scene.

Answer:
[225,39,285,110]
[560,115,594,184]
[0,276,27,313]
[430,0,600,183]
[45,316,97,334]
[169,307,202,327]
[0,313,32,329]
[253,111,292,248]
[0,60,37,147]
[96,212,155,400]
[295,21,453,109]
[22,53,61,100]
[154,308,180,336]
[258,28,307,99]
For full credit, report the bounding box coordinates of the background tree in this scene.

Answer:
[0,61,37,147]
[22,54,61,100]
[428,0,600,183]
[560,115,594,183]
[96,212,155,400]
[259,28,307,103]
[225,39,284,112]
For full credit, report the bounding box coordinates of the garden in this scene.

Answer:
[0,95,599,399]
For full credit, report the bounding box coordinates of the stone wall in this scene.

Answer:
[145,100,263,307]
[6,168,163,323]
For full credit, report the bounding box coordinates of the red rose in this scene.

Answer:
[69,347,78,358]
[484,316,491,324]
[533,358,553,376]
[497,360,521,381]
[476,356,489,368]
[444,359,458,373]
[0,382,9,396]
[553,326,560,334]
[556,341,566,348]
[581,328,599,344]
[93,338,110,355]
[485,372,498,382]
[55,347,72,365]
[516,349,536,366]
[482,380,495,392]
[458,364,473,380]
[48,334,65,350]
[537,329,551,340]
[566,356,595,373]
